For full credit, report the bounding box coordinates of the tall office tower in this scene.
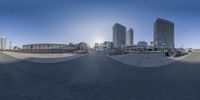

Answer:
[9,41,12,50]
[113,23,126,48]
[1,36,7,50]
[126,28,134,46]
[154,18,174,49]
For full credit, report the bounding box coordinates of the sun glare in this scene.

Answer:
[94,37,103,44]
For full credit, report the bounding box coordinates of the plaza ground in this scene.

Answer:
[109,52,191,67]
[2,51,83,63]
[0,51,200,100]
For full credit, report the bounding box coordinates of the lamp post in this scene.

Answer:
[155,42,158,51]
[120,41,125,54]
[162,42,166,52]
[181,44,184,49]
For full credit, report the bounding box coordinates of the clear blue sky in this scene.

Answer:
[0,0,200,48]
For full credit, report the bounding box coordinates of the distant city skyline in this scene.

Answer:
[0,0,200,48]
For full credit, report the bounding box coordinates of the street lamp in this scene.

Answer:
[181,44,184,49]
[154,42,158,51]
[162,42,166,52]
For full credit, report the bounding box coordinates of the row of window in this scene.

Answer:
[23,49,74,53]
[25,45,64,49]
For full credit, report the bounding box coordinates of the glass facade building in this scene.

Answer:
[113,23,126,48]
[154,18,174,49]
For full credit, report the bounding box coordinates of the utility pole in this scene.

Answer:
[9,41,12,50]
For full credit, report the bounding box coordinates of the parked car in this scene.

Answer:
[165,49,188,57]
[165,49,176,57]
[173,49,188,57]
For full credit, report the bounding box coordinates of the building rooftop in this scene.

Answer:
[155,18,174,24]
[113,23,126,28]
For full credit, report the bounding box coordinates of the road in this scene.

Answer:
[0,52,200,100]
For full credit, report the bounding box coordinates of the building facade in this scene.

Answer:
[14,46,21,51]
[154,18,174,49]
[22,42,90,53]
[136,41,148,51]
[0,36,7,50]
[126,28,134,46]
[77,42,89,51]
[113,23,126,48]
[137,41,148,48]
[22,43,77,53]
[94,41,113,51]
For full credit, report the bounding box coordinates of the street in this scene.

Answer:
[0,52,200,100]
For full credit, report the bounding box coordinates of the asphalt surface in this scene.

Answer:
[0,52,200,100]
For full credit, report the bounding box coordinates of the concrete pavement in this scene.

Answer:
[0,52,200,100]
[2,51,84,63]
[109,52,191,67]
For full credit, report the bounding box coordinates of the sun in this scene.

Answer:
[94,37,103,44]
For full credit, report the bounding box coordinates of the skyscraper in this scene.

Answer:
[126,28,134,46]
[113,23,126,48]
[154,18,174,49]
[0,36,7,50]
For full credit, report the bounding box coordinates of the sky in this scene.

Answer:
[0,0,200,48]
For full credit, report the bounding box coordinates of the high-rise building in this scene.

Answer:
[113,23,126,48]
[126,28,134,46]
[154,18,174,49]
[0,36,7,50]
